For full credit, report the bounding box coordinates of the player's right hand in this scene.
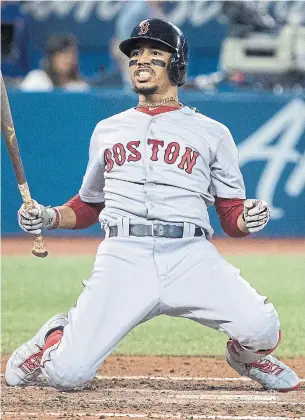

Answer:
[243,199,270,233]
[18,200,58,235]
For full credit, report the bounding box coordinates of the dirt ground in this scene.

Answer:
[2,237,305,419]
[2,356,305,420]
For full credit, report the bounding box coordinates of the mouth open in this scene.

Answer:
[134,68,154,82]
[135,67,154,76]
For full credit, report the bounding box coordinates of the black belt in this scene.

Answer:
[108,223,204,238]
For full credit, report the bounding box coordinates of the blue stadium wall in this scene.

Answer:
[2,90,305,237]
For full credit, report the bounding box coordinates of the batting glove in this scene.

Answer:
[18,200,60,235]
[243,199,271,233]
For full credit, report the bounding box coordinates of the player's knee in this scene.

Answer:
[239,301,280,351]
[254,302,279,350]
[42,359,95,390]
[46,367,95,390]
[227,303,280,365]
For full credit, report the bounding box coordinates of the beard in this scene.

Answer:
[133,84,158,95]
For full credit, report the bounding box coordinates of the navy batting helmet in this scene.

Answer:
[119,19,188,87]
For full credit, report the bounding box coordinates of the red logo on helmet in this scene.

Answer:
[139,20,150,35]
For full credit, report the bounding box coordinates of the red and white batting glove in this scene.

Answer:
[243,199,271,233]
[18,200,61,235]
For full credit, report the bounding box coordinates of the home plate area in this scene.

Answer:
[2,373,305,420]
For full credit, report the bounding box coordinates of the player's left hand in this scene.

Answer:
[243,199,270,233]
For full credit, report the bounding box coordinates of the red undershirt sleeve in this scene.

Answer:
[64,194,105,229]
[63,196,248,235]
[214,197,249,238]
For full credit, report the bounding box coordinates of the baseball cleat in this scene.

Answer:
[226,352,300,392]
[5,314,68,386]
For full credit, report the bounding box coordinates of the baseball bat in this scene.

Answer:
[1,73,48,257]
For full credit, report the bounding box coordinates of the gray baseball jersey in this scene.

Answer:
[79,106,246,238]
[41,106,280,389]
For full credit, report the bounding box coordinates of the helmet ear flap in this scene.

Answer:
[168,53,187,86]
[167,53,179,86]
[177,63,187,86]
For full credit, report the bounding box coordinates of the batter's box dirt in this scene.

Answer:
[2,357,305,419]
[2,377,305,420]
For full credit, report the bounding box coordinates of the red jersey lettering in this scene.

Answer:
[104,149,114,172]
[113,143,126,166]
[178,147,199,174]
[164,142,180,164]
[127,141,141,162]
[148,139,164,161]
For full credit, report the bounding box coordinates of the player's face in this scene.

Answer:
[129,42,172,95]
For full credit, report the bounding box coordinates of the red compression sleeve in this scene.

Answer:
[64,194,105,229]
[215,197,249,238]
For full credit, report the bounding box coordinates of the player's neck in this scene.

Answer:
[137,89,179,109]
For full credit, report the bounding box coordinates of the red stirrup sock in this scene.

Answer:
[43,329,63,352]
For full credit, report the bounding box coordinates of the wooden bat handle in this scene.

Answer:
[18,182,48,258]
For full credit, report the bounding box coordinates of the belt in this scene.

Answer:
[108,223,204,238]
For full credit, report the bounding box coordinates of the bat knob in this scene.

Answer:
[32,249,48,258]
[32,233,48,258]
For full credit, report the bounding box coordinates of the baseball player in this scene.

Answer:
[6,19,300,392]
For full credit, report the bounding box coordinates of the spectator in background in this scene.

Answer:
[110,0,165,90]
[19,34,89,91]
